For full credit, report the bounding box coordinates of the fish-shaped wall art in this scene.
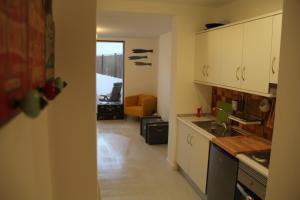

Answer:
[132,49,153,53]
[128,56,148,60]
[134,62,152,66]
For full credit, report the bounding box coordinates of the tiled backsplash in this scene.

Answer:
[211,87,276,141]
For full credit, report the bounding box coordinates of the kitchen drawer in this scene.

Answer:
[238,166,267,199]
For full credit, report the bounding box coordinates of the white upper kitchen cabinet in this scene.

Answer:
[270,14,283,84]
[220,24,244,89]
[240,17,273,94]
[206,29,222,84]
[195,29,222,84]
[195,33,208,82]
[194,12,282,97]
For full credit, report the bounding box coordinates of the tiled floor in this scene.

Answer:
[97,119,202,200]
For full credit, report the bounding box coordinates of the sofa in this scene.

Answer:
[124,94,157,117]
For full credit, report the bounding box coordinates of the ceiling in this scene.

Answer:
[122,0,235,7]
[97,12,172,38]
[97,0,236,38]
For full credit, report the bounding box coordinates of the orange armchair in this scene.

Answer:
[124,94,157,117]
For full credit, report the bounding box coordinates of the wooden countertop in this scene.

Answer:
[212,135,271,156]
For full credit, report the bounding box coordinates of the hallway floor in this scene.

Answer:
[97,119,202,200]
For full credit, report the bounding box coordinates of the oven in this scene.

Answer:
[235,162,267,200]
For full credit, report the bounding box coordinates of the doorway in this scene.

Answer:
[96,11,182,200]
[96,41,125,120]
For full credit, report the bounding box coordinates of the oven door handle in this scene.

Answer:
[237,183,255,200]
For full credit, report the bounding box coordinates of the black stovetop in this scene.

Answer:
[245,150,271,168]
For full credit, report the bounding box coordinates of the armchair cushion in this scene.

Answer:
[124,94,157,117]
[137,95,149,106]
[125,106,143,117]
[125,95,138,107]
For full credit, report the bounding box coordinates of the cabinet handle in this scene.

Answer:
[187,135,190,145]
[242,67,246,81]
[190,135,193,146]
[271,57,276,74]
[202,65,206,76]
[236,66,241,80]
[206,65,209,77]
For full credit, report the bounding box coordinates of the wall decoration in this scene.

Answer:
[0,0,67,125]
[132,49,153,53]
[20,89,47,118]
[55,77,67,92]
[27,0,46,88]
[45,0,55,80]
[134,62,152,66]
[38,77,67,101]
[0,0,30,125]
[128,56,147,60]
[129,49,153,66]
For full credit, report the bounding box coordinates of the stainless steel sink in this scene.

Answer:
[192,120,242,137]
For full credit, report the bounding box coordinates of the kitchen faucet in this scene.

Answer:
[213,107,232,130]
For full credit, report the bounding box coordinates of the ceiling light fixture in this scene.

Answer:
[96,27,113,34]
[96,27,101,33]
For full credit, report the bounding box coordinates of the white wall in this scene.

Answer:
[157,32,172,121]
[99,37,158,97]
[0,1,98,200]
[266,1,300,199]
[49,0,98,200]
[168,15,212,165]
[0,111,53,200]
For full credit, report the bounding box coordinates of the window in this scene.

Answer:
[96,41,124,105]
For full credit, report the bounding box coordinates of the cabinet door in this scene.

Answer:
[189,130,210,194]
[220,24,244,88]
[270,14,283,84]
[195,33,208,82]
[241,17,273,93]
[206,29,222,84]
[176,122,190,171]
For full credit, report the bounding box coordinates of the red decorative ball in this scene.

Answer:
[43,79,58,100]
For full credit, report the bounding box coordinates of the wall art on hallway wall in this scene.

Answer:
[0,0,65,126]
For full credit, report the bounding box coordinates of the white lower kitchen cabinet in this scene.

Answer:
[176,120,210,193]
[177,122,190,171]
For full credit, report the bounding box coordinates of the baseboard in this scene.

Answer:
[98,182,101,200]
[166,157,178,170]
[178,167,207,200]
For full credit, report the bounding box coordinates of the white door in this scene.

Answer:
[195,33,208,82]
[188,131,210,194]
[220,24,244,89]
[270,14,283,84]
[241,17,273,94]
[176,122,190,171]
[206,29,222,84]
